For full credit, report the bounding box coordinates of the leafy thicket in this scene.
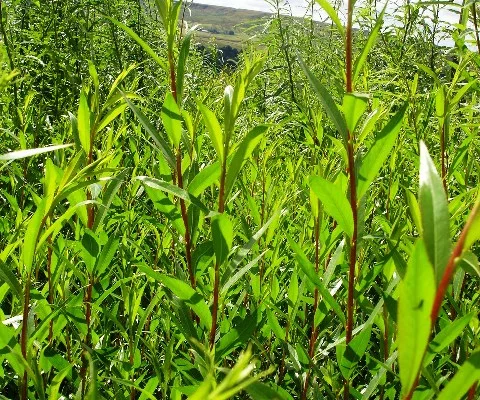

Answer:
[0,0,479,399]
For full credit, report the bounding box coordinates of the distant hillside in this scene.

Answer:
[181,3,270,50]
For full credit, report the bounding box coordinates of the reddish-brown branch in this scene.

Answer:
[344,1,356,397]
[302,216,321,399]
[404,200,479,399]
[430,201,478,323]
[468,382,478,400]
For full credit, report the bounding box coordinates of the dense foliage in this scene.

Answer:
[1,0,480,399]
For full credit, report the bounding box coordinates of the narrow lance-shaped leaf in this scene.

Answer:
[429,312,475,354]
[78,90,91,154]
[288,236,346,324]
[93,169,128,232]
[316,0,345,37]
[122,94,175,168]
[162,92,183,148]
[224,125,267,199]
[299,56,348,141]
[105,16,167,72]
[339,323,372,379]
[357,103,407,200]
[139,265,212,329]
[22,199,46,275]
[437,349,480,400]
[397,240,436,397]
[0,144,73,162]
[342,92,369,133]
[176,29,193,105]
[199,104,224,163]
[212,213,233,265]
[137,176,211,214]
[308,175,354,238]
[188,161,221,197]
[0,260,22,300]
[419,141,451,286]
[464,194,480,250]
[353,4,386,83]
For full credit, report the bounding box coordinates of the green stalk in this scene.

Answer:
[20,274,31,400]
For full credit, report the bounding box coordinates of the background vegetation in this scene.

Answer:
[0,0,479,399]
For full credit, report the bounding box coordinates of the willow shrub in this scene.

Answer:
[0,0,479,399]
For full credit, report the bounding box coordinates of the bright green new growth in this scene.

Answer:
[0,0,479,399]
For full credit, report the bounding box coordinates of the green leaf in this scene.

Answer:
[224,125,267,199]
[246,382,290,400]
[48,365,73,400]
[81,230,100,274]
[437,349,480,400]
[353,5,386,83]
[199,104,224,163]
[216,311,258,360]
[397,240,436,397]
[342,93,369,133]
[96,103,127,133]
[430,312,474,354]
[139,265,212,329]
[299,57,348,141]
[357,104,406,200]
[212,213,233,265]
[138,176,210,214]
[308,175,354,238]
[419,141,451,286]
[0,260,22,300]
[222,209,284,286]
[78,90,91,154]
[315,0,344,37]
[143,184,185,235]
[464,195,480,250]
[266,309,286,341]
[288,237,345,323]
[22,199,46,274]
[458,251,479,278]
[188,162,221,197]
[106,17,167,72]
[162,92,183,148]
[176,30,192,104]
[95,236,120,276]
[450,79,476,106]
[0,144,72,161]
[221,252,265,296]
[92,169,128,232]
[339,324,372,379]
[122,94,176,169]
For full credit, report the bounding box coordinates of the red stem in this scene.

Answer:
[404,200,479,399]
[344,0,356,397]
[209,154,228,349]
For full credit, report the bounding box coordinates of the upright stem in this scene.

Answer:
[472,3,480,54]
[404,199,480,399]
[168,50,195,289]
[302,215,321,399]
[275,0,296,104]
[344,0,357,398]
[0,0,18,109]
[209,148,228,349]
